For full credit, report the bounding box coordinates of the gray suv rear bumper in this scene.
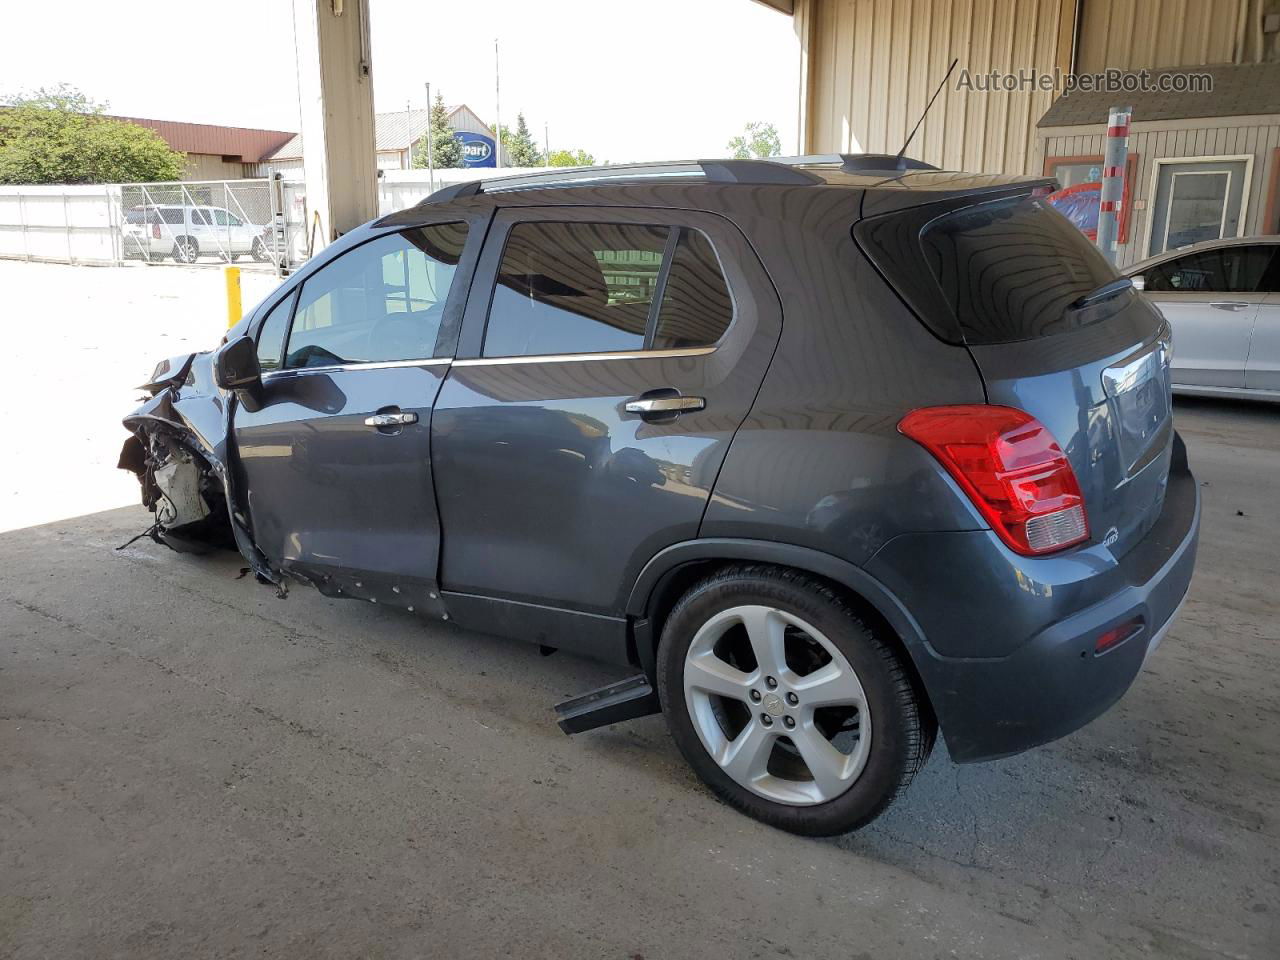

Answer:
[866,432,1200,763]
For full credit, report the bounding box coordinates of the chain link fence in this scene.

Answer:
[0,178,307,273]
[0,170,497,273]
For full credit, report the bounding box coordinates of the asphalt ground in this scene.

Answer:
[1,261,1276,959]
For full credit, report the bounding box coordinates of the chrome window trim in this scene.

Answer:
[262,356,453,380]
[452,346,715,367]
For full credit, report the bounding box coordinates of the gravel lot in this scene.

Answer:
[1,262,1277,959]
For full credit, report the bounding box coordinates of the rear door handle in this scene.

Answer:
[364,412,418,427]
[1209,301,1250,311]
[625,396,705,415]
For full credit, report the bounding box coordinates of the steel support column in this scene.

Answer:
[292,0,378,251]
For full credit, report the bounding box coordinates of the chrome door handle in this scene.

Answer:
[625,396,705,414]
[364,412,418,427]
[1209,301,1250,311]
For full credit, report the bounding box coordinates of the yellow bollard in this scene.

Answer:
[224,265,242,329]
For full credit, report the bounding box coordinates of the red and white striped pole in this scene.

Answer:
[1097,105,1132,264]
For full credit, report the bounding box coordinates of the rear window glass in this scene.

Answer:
[857,193,1126,345]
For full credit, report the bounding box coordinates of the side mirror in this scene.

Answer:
[1130,274,1145,292]
[214,335,263,397]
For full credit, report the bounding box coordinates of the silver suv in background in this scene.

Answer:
[122,204,271,264]
[1127,236,1280,401]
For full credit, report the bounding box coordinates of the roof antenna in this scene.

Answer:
[895,57,959,167]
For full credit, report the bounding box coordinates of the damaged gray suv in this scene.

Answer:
[120,156,1200,836]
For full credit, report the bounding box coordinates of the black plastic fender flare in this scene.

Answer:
[623,538,937,681]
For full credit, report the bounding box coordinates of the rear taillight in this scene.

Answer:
[152,223,161,239]
[898,405,1089,556]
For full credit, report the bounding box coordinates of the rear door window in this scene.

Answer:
[483,221,733,358]
[651,228,734,350]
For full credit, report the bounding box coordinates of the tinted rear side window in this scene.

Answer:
[651,228,734,350]
[483,221,733,358]
[857,193,1125,345]
[484,222,667,357]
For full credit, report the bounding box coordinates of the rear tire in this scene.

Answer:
[172,237,198,263]
[657,564,934,836]
[251,237,270,262]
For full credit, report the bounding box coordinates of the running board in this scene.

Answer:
[554,675,660,734]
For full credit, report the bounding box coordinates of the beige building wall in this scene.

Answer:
[1076,0,1278,71]
[183,153,252,181]
[794,0,1076,173]
[791,0,1279,174]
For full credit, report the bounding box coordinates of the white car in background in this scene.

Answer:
[1127,236,1280,402]
[123,205,271,264]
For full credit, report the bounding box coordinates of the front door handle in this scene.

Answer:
[1209,301,1250,311]
[364,412,418,427]
[625,395,705,415]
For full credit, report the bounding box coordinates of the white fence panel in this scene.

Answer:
[377,167,531,215]
[0,169,545,269]
[0,185,121,264]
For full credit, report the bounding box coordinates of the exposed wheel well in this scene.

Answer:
[635,558,938,736]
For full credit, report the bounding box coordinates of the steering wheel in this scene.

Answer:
[367,302,447,361]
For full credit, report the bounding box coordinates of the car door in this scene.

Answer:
[1139,245,1270,388]
[187,208,212,257]
[232,217,485,616]
[431,206,782,627]
[1244,248,1280,392]
[211,208,242,254]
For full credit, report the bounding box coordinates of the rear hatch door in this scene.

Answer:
[856,189,1174,558]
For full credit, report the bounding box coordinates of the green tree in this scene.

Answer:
[0,84,187,184]
[502,112,542,167]
[412,91,463,170]
[547,148,595,167]
[726,121,782,160]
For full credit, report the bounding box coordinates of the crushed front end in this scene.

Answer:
[117,352,283,592]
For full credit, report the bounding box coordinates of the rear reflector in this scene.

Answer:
[1095,616,1144,654]
[898,405,1090,556]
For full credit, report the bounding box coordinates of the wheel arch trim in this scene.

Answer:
[624,538,936,663]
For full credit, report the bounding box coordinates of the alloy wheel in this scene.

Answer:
[682,604,871,805]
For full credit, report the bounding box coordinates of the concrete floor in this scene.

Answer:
[1,263,1278,959]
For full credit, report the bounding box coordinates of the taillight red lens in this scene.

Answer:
[898,405,1089,556]
[152,223,161,239]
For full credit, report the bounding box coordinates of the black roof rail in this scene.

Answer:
[421,179,483,204]
[697,159,825,185]
[838,153,938,173]
[417,156,825,206]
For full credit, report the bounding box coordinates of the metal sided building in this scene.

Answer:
[757,0,1280,262]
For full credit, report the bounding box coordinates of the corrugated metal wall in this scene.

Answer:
[1041,119,1280,264]
[1075,0,1269,71]
[797,0,1075,173]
